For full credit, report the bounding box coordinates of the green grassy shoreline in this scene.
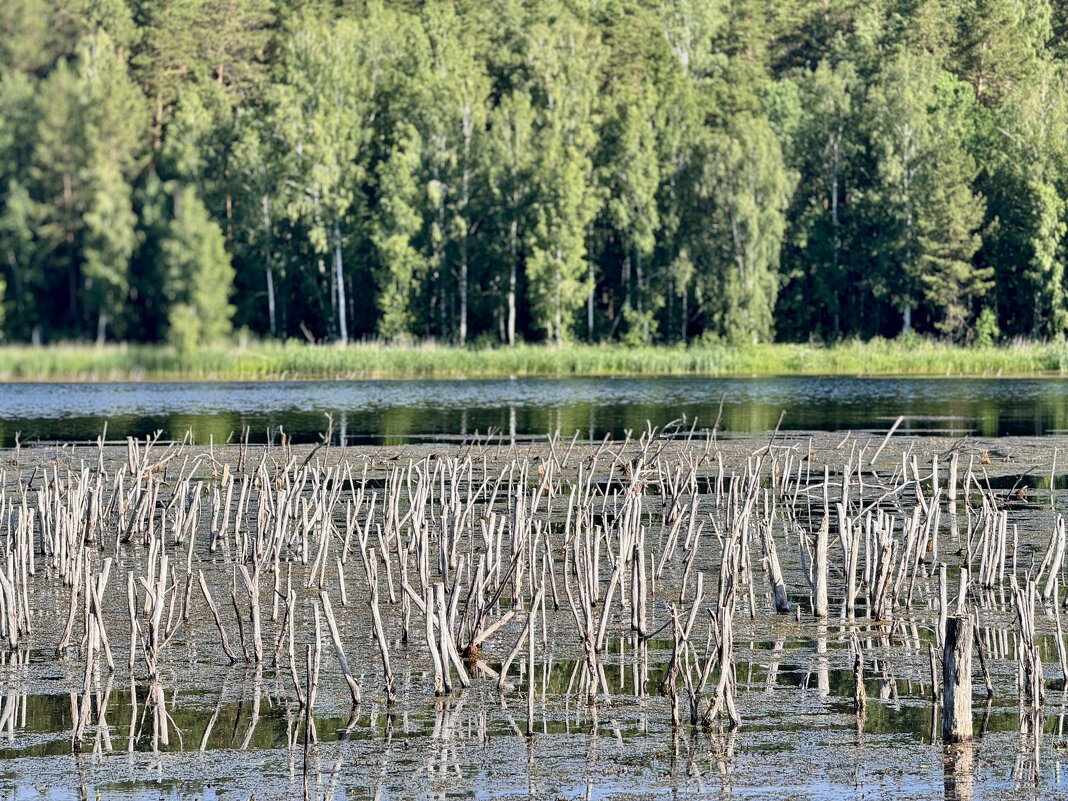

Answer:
[1,339,1067,381]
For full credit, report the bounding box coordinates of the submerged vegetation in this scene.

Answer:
[2,339,1068,380]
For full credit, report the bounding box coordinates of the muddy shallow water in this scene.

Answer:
[1,431,1068,799]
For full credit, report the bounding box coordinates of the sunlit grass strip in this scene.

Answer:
[1,338,1068,380]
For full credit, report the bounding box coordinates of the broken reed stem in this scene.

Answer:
[198,571,238,664]
[499,587,544,695]
[813,517,828,619]
[928,643,939,704]
[303,644,312,801]
[761,519,790,614]
[972,611,994,700]
[8,426,1068,755]
[319,591,361,706]
[1055,579,1068,684]
[368,549,395,706]
[868,416,905,467]
[526,580,536,737]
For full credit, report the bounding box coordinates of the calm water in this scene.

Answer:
[2,376,1068,446]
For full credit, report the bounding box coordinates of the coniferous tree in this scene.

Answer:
[779,60,859,340]
[29,32,144,341]
[161,184,235,350]
[865,50,987,337]
[980,63,1068,337]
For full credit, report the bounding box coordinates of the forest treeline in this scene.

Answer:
[1,0,1067,348]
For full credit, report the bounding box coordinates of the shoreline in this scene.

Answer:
[0,340,1067,381]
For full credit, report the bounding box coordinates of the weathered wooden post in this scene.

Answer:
[942,614,973,743]
[814,517,829,619]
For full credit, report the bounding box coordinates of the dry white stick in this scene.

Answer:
[319,591,361,705]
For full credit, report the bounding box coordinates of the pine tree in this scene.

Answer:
[29,32,144,340]
[778,60,860,340]
[0,69,40,340]
[202,0,274,94]
[953,0,1049,106]
[0,181,38,339]
[980,62,1068,337]
[132,0,210,147]
[1,0,56,74]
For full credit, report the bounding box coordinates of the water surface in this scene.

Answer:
[2,376,1068,446]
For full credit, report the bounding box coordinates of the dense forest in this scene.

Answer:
[1,0,1067,348]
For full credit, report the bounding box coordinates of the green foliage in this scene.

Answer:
[0,339,1066,380]
[952,0,1049,107]
[371,123,425,341]
[980,62,1068,338]
[523,14,602,343]
[19,31,144,341]
[161,185,235,349]
[0,180,38,339]
[864,50,987,338]
[693,111,797,344]
[82,160,137,340]
[484,88,536,345]
[972,306,1001,346]
[777,61,857,340]
[3,0,1068,348]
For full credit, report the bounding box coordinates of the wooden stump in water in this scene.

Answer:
[942,614,974,744]
[852,635,866,715]
[760,519,790,615]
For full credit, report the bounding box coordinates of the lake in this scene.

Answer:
[2,376,1068,446]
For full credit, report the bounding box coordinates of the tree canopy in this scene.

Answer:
[2,0,1067,346]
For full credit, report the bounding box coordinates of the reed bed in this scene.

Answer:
[2,338,1068,380]
[1,422,1067,796]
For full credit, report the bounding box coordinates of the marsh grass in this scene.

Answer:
[1,337,1067,380]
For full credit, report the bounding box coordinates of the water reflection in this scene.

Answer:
[2,630,1068,799]
[4,376,1068,445]
[945,742,975,801]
